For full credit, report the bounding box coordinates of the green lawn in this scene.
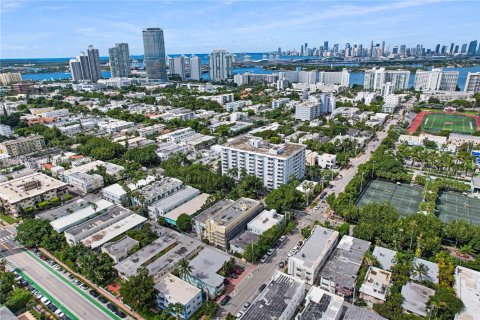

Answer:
[0,214,16,224]
[421,113,477,134]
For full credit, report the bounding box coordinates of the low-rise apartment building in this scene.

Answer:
[204,197,263,250]
[288,225,339,285]
[359,266,392,306]
[319,236,371,298]
[154,274,203,320]
[0,173,68,216]
[0,135,46,157]
[247,209,284,235]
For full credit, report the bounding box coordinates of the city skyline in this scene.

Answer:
[1,0,480,59]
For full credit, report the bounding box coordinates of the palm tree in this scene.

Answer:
[412,262,429,282]
[178,259,193,284]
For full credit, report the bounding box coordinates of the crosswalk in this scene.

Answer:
[0,234,15,243]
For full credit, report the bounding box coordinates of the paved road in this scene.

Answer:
[0,227,113,320]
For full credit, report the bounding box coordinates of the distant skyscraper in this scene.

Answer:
[467,40,478,56]
[173,55,186,80]
[461,44,468,53]
[435,44,441,54]
[278,47,281,55]
[323,41,329,52]
[209,49,232,82]
[69,59,83,81]
[189,55,201,81]
[108,43,130,78]
[449,43,455,55]
[400,45,406,56]
[381,41,385,56]
[87,45,101,81]
[454,45,459,54]
[142,28,167,81]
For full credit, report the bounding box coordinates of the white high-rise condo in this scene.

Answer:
[109,43,130,78]
[173,56,186,80]
[464,72,480,93]
[414,68,459,91]
[220,136,306,189]
[189,55,201,80]
[142,28,167,81]
[209,49,232,81]
[364,67,410,91]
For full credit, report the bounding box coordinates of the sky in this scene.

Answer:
[1,0,479,59]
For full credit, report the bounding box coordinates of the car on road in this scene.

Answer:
[258,284,267,292]
[89,290,99,298]
[220,295,231,306]
[278,260,285,268]
[242,302,251,311]
[98,296,108,304]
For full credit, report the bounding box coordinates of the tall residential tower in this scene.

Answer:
[142,28,167,81]
[108,43,130,78]
[209,49,232,82]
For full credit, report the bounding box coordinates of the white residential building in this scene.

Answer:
[295,99,321,121]
[189,55,202,81]
[296,286,344,320]
[318,153,336,169]
[272,98,290,109]
[464,72,480,93]
[220,136,306,189]
[0,124,12,137]
[414,68,459,91]
[331,107,359,118]
[198,93,234,105]
[364,67,410,91]
[154,274,203,320]
[102,183,128,204]
[173,56,186,80]
[454,266,480,320]
[359,266,392,306]
[66,172,104,193]
[288,225,339,285]
[159,128,196,143]
[209,49,233,81]
[247,209,284,235]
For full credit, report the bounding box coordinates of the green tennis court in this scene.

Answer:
[436,191,480,225]
[357,180,423,216]
[421,113,477,134]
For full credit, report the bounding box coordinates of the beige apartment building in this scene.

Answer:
[205,197,263,250]
[0,173,68,216]
[0,135,46,157]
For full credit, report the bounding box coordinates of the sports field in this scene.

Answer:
[436,191,480,225]
[421,113,477,134]
[357,180,423,216]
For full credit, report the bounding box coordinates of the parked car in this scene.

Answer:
[107,303,118,312]
[34,291,43,299]
[235,265,245,272]
[236,311,244,318]
[98,296,108,304]
[233,269,242,275]
[55,309,65,318]
[267,249,275,256]
[115,310,126,318]
[260,255,268,263]
[258,284,267,292]
[80,284,89,290]
[40,297,51,306]
[278,261,285,268]
[89,290,99,298]
[48,304,58,312]
[73,280,81,285]
[68,275,75,280]
[279,235,286,242]
[242,302,251,311]
[53,264,61,271]
[230,273,238,279]
[220,295,231,306]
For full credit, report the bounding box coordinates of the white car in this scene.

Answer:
[40,297,51,306]
[55,309,64,317]
[260,255,268,263]
[236,311,244,319]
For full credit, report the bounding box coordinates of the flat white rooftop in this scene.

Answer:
[164,193,210,223]
[455,266,480,320]
[154,274,201,305]
[51,199,114,232]
[82,213,147,249]
[0,173,66,204]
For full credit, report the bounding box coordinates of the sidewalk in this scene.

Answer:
[39,247,143,320]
